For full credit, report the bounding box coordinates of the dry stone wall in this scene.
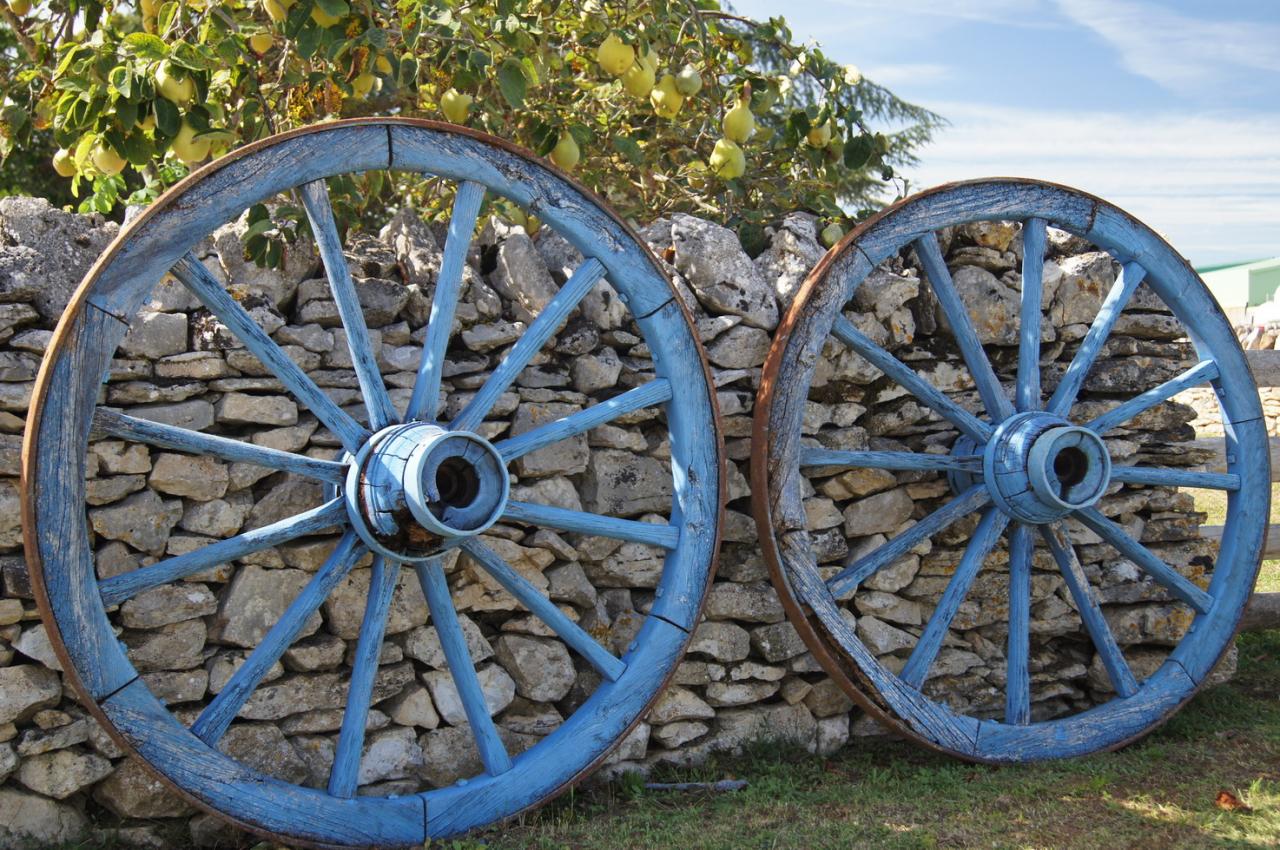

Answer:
[0,195,1219,847]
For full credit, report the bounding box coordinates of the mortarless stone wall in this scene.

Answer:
[0,195,1220,847]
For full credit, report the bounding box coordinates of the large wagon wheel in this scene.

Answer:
[23,118,722,845]
[753,178,1267,761]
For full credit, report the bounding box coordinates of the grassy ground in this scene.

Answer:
[466,630,1280,850]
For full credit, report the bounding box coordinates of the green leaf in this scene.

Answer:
[153,98,180,137]
[844,133,874,169]
[170,41,218,72]
[530,120,558,156]
[296,24,322,60]
[496,59,527,109]
[315,0,349,16]
[114,99,138,129]
[612,136,642,166]
[123,33,169,61]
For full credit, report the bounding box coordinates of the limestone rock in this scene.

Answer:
[423,664,516,725]
[671,214,778,329]
[211,565,322,648]
[95,759,193,818]
[219,723,310,784]
[0,665,62,724]
[149,453,229,500]
[120,583,218,629]
[88,490,182,555]
[15,749,112,799]
[582,449,672,517]
[493,634,576,702]
[0,787,89,846]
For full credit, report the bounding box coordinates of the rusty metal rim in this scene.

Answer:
[751,176,1259,764]
[22,116,726,847]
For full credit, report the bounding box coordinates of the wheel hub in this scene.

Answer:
[344,423,509,562]
[977,412,1111,524]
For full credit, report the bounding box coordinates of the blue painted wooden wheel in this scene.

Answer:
[753,179,1268,762]
[23,118,722,845]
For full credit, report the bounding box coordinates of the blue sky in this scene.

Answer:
[732,0,1280,265]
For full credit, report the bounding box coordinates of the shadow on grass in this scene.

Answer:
[470,631,1280,850]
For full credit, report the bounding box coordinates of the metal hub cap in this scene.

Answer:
[345,422,510,561]
[982,412,1112,524]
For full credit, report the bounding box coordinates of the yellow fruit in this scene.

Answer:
[52,149,76,177]
[137,110,156,132]
[8,0,32,15]
[351,72,377,98]
[249,33,274,55]
[91,142,126,176]
[675,64,702,96]
[440,88,473,124]
[622,59,655,98]
[596,33,634,77]
[140,0,159,15]
[807,120,833,148]
[708,137,745,179]
[375,54,392,75]
[155,62,195,105]
[310,5,341,27]
[171,122,211,166]
[550,132,580,171]
[261,0,288,23]
[650,74,684,119]
[722,91,754,143]
[821,221,845,248]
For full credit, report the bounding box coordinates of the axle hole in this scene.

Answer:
[1053,446,1089,489]
[435,457,480,508]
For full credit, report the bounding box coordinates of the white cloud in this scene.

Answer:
[1054,0,1280,93]
[861,63,950,87]
[907,102,1280,264]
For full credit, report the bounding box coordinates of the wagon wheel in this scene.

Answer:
[753,178,1267,762]
[24,118,722,845]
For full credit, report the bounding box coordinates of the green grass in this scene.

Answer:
[462,632,1280,850]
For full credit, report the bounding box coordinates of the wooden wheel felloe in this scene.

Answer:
[23,118,722,846]
[753,179,1268,762]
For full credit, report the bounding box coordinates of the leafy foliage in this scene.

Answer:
[0,0,942,243]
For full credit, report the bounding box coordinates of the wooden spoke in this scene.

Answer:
[99,498,347,607]
[1005,522,1034,725]
[1075,507,1213,613]
[451,258,607,432]
[170,253,369,453]
[901,508,1009,689]
[502,501,679,550]
[93,409,345,484]
[1047,262,1147,416]
[1016,218,1047,411]
[830,315,993,443]
[1041,523,1138,698]
[192,533,365,744]
[1086,359,1219,436]
[915,235,1014,421]
[496,379,672,463]
[299,179,397,431]
[800,448,984,474]
[1110,465,1240,491]
[407,181,486,422]
[827,485,990,597]
[460,540,626,681]
[329,557,400,798]
[415,558,512,776]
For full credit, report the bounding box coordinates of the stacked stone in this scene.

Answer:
[0,196,1216,845]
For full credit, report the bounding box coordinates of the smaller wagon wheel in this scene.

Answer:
[753,179,1267,761]
[24,118,722,846]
